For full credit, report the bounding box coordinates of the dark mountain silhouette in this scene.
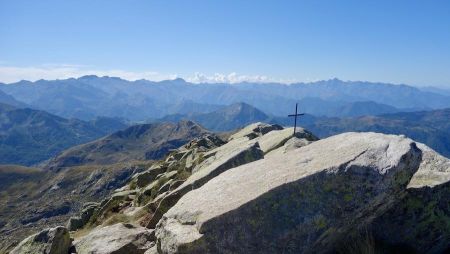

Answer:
[44,120,209,169]
[161,102,269,131]
[0,103,127,165]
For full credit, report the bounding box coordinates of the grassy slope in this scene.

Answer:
[45,121,209,169]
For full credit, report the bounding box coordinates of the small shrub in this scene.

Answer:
[176,168,191,181]
[150,177,168,199]
[129,180,137,190]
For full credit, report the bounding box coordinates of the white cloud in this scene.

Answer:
[186,72,271,84]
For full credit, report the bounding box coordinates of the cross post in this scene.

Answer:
[288,103,304,136]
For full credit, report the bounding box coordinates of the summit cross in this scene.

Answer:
[288,103,304,136]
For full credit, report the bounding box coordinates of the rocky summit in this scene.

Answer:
[9,123,450,254]
[156,132,421,253]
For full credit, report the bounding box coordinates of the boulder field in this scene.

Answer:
[10,123,450,254]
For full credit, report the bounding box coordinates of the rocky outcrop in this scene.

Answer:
[369,143,450,254]
[228,122,283,140]
[67,202,100,231]
[63,134,230,238]
[257,127,317,154]
[370,180,450,254]
[74,223,155,254]
[25,123,447,254]
[142,124,317,229]
[10,226,71,254]
[408,143,450,188]
[143,141,264,228]
[132,165,168,189]
[154,132,423,253]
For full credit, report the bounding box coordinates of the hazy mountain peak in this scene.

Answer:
[177,119,203,128]
[230,101,253,107]
[78,75,100,80]
[78,75,125,82]
[173,77,186,82]
[329,77,342,82]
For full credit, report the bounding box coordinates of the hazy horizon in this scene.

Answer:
[1,74,449,90]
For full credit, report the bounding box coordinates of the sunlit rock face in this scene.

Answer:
[74,223,155,254]
[142,123,317,229]
[10,227,71,254]
[155,132,424,254]
[15,123,448,254]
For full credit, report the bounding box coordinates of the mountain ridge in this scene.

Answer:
[158,103,450,157]
[0,91,27,108]
[44,120,210,169]
[0,103,127,166]
[1,76,449,120]
[303,108,450,157]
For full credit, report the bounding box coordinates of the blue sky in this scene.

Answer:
[1,0,450,87]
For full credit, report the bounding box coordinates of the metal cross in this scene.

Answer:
[288,103,304,136]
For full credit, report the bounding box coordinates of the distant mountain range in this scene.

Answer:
[0,104,127,165]
[419,86,450,96]
[302,109,450,158]
[159,102,450,157]
[1,76,449,120]
[0,90,27,108]
[160,103,270,131]
[44,120,209,169]
[1,98,449,167]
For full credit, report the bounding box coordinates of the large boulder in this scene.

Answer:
[408,143,450,188]
[143,141,264,228]
[370,143,450,254]
[143,124,318,229]
[67,202,100,231]
[228,122,283,140]
[74,223,155,254]
[10,226,71,254]
[91,190,138,223]
[132,165,168,189]
[154,132,423,253]
[257,127,317,154]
